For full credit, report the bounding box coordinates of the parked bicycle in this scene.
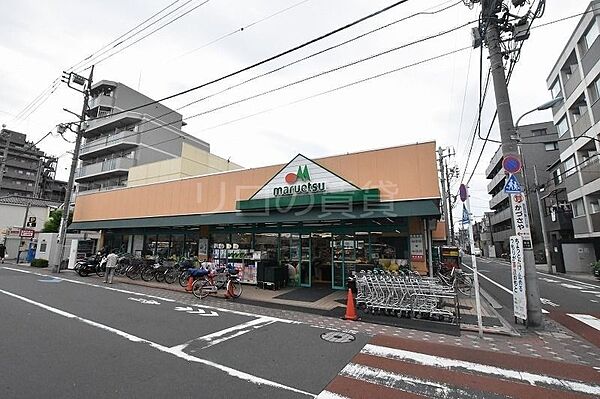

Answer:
[192,266,242,299]
[436,262,473,296]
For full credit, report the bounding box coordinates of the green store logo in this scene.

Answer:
[274,165,326,197]
[285,165,311,184]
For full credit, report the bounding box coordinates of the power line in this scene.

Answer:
[80,1,465,153]
[68,0,413,127]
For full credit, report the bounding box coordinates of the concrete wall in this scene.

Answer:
[561,242,596,273]
[127,142,243,187]
[0,204,53,233]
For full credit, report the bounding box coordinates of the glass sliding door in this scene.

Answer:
[332,235,345,289]
[299,234,311,287]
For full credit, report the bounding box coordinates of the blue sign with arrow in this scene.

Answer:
[504,174,522,194]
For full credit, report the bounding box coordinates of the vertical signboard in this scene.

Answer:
[510,193,532,249]
[410,234,424,262]
[509,235,527,322]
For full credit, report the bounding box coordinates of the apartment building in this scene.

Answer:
[76,80,237,192]
[0,129,66,201]
[485,122,559,257]
[546,1,600,245]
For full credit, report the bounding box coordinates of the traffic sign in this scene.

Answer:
[503,155,522,174]
[461,205,470,225]
[459,184,468,202]
[19,229,34,238]
[504,174,522,194]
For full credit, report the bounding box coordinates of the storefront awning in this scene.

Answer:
[68,198,441,231]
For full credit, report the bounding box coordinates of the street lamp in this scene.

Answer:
[513,96,563,275]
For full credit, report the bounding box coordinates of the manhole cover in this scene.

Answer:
[320,331,355,343]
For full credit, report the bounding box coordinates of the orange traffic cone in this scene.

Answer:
[185,276,194,292]
[342,288,359,321]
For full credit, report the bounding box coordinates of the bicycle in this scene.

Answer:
[192,267,242,299]
[435,262,473,296]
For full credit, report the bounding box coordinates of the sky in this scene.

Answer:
[0,0,588,225]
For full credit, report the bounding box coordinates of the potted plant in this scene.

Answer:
[591,260,600,279]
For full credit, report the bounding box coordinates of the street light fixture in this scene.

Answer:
[513,97,563,275]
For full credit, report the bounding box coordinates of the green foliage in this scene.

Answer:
[30,258,49,268]
[591,260,600,274]
[42,210,73,233]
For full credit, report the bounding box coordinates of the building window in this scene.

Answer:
[553,169,563,185]
[17,170,23,174]
[584,18,600,52]
[532,128,547,136]
[556,116,568,136]
[564,156,576,177]
[590,198,600,214]
[572,198,585,217]
[550,79,561,99]
[544,142,558,151]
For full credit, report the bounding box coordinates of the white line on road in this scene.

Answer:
[567,314,600,332]
[360,344,600,396]
[316,391,350,399]
[537,271,600,290]
[462,263,512,295]
[0,287,316,397]
[1,266,298,323]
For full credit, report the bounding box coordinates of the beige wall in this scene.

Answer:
[74,142,440,222]
[127,142,242,187]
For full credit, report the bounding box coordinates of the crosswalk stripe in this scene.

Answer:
[568,314,600,332]
[359,344,600,396]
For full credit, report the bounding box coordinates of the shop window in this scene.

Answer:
[369,231,409,269]
[144,234,158,256]
[155,234,171,258]
[253,233,278,261]
[170,234,185,259]
[184,232,200,258]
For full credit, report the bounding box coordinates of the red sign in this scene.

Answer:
[19,229,34,238]
[503,155,522,174]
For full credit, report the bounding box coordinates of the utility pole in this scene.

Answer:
[52,66,94,273]
[437,147,450,245]
[481,0,542,326]
[0,125,12,190]
[534,165,553,274]
[444,158,457,245]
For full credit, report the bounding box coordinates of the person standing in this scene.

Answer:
[104,250,119,284]
[0,242,5,263]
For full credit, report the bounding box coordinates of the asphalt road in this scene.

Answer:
[0,266,368,399]
[462,256,600,345]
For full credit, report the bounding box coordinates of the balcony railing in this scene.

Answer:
[76,157,135,180]
[582,35,600,76]
[487,171,506,193]
[80,129,138,158]
[485,149,503,178]
[490,207,512,226]
[564,173,581,194]
[572,111,592,137]
[87,94,114,111]
[489,190,509,209]
[591,212,600,232]
[580,157,600,185]
[564,67,582,99]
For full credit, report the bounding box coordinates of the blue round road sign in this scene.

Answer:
[459,184,468,202]
[503,155,522,174]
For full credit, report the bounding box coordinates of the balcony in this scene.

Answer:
[490,207,512,226]
[487,171,507,193]
[79,129,139,159]
[557,133,573,153]
[87,94,115,111]
[485,149,503,179]
[492,228,514,244]
[572,111,592,137]
[592,99,600,125]
[564,67,582,99]
[5,158,37,170]
[0,180,33,192]
[544,209,573,233]
[565,173,581,194]
[580,157,600,185]
[572,216,589,235]
[582,35,600,76]
[75,157,135,182]
[489,190,509,209]
[83,111,143,137]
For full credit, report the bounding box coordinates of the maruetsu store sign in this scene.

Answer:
[273,166,326,196]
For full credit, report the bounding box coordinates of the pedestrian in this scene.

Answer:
[104,249,119,284]
[0,242,6,263]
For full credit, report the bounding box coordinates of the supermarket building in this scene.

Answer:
[70,142,445,289]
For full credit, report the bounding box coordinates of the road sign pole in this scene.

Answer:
[460,184,483,338]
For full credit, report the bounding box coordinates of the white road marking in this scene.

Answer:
[540,298,560,307]
[539,278,560,283]
[185,308,219,316]
[0,287,315,397]
[582,290,600,295]
[316,391,350,399]
[560,283,587,290]
[128,297,160,305]
[537,271,600,290]
[462,263,512,295]
[1,266,298,323]
[542,309,549,314]
[360,344,600,396]
[567,314,600,332]
[591,300,599,303]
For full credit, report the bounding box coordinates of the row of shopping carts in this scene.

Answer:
[354,270,459,322]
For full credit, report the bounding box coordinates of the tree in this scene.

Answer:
[42,210,72,233]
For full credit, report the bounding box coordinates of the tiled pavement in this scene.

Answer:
[8,264,600,367]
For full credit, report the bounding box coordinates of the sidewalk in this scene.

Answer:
[4,262,600,367]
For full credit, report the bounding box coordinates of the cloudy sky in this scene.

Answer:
[0,0,587,224]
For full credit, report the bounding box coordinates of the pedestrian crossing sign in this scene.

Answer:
[504,174,522,194]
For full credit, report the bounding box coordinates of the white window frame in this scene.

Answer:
[556,116,569,136]
[550,79,561,99]
[544,142,558,151]
[573,198,585,218]
[553,169,563,185]
[584,18,600,51]
[565,156,576,177]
